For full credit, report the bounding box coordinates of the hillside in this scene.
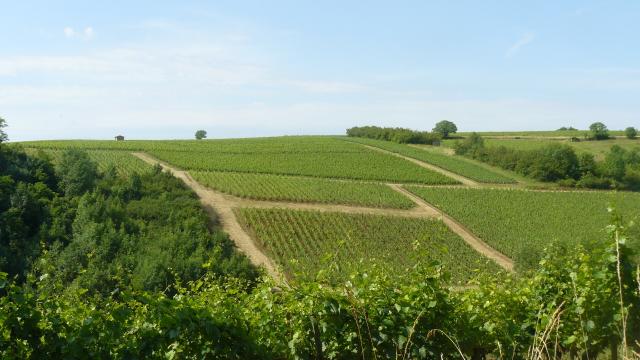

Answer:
[3,134,640,358]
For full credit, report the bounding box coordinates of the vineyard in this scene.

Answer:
[404,186,640,269]
[236,208,502,283]
[18,136,640,278]
[21,137,460,184]
[191,171,415,208]
[19,136,366,154]
[25,148,151,175]
[150,149,458,184]
[343,137,516,183]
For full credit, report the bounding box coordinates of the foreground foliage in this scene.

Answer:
[1,215,638,359]
[1,146,257,293]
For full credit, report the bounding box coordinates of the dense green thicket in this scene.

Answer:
[346,126,442,144]
[1,216,638,359]
[0,145,257,294]
[455,133,640,190]
[0,145,58,280]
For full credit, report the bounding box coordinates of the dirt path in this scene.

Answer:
[133,152,285,282]
[361,144,480,187]
[387,184,514,271]
[133,152,514,277]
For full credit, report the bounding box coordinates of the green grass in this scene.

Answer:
[342,137,515,183]
[404,186,640,269]
[236,208,502,283]
[191,171,415,209]
[25,148,151,175]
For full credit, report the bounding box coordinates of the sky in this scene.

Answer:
[1,0,639,141]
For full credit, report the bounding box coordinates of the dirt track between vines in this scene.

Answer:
[133,152,515,278]
[387,184,514,271]
[361,144,481,187]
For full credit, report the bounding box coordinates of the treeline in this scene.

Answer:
[1,218,639,358]
[346,126,442,144]
[455,133,640,190]
[1,144,257,294]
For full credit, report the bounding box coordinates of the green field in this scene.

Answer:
[404,186,640,269]
[342,137,515,183]
[151,148,458,184]
[456,130,626,138]
[191,171,415,208]
[25,148,151,175]
[21,137,459,184]
[19,136,369,153]
[236,208,501,282]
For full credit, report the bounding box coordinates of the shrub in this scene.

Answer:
[589,122,610,140]
[346,126,441,145]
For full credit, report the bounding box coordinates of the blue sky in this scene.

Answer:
[1,0,639,140]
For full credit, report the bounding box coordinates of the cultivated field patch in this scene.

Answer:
[236,208,502,283]
[404,186,640,269]
[343,137,515,183]
[191,171,416,209]
[152,150,458,184]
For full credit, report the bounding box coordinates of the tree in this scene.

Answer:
[578,152,597,176]
[527,144,580,181]
[589,122,609,140]
[0,116,7,143]
[56,149,98,196]
[625,127,638,139]
[195,130,207,140]
[433,120,458,138]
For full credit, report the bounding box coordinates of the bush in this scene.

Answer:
[455,133,640,191]
[589,122,610,140]
[346,126,441,144]
[626,126,638,139]
[457,136,580,182]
